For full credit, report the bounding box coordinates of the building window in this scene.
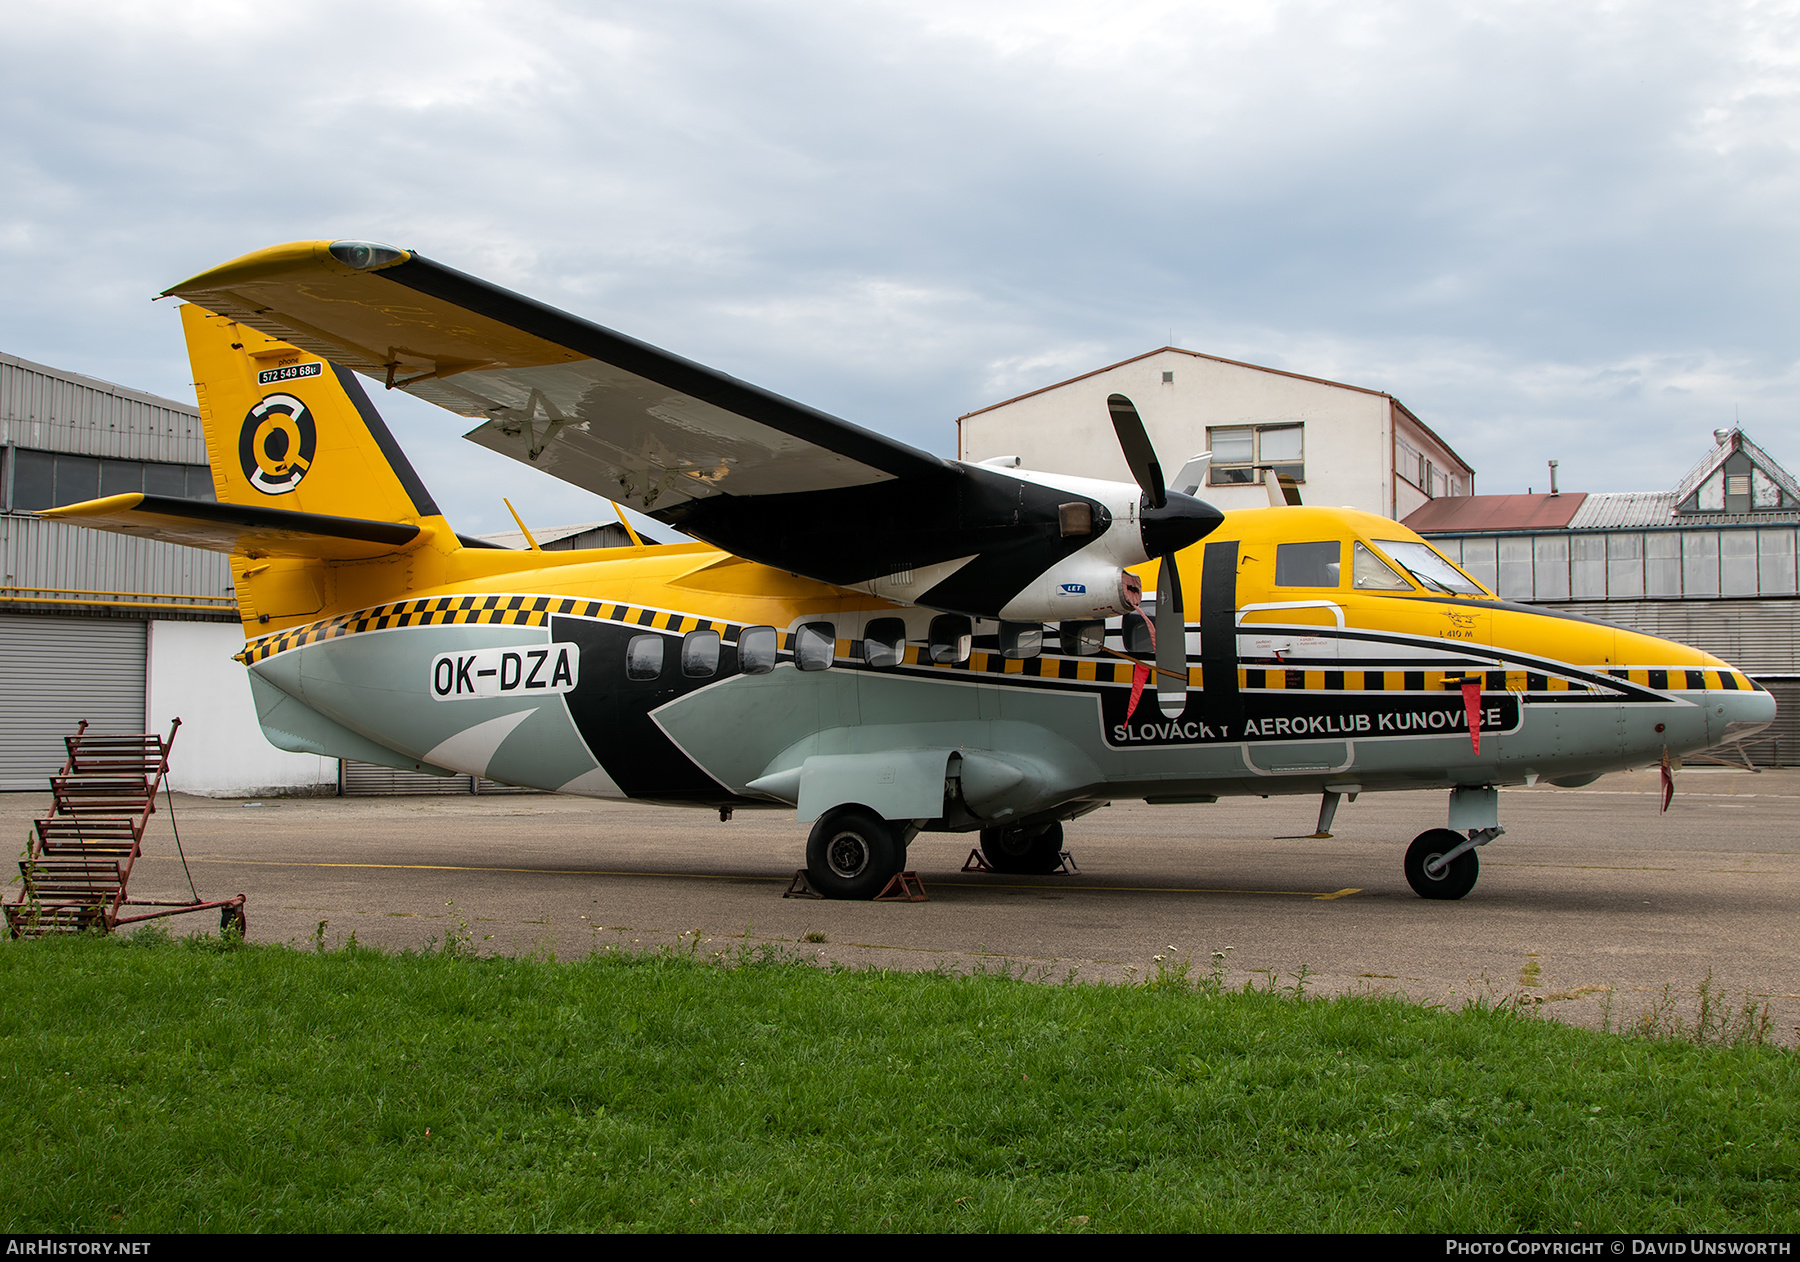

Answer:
[1646,533,1681,598]
[1497,537,1533,600]
[6,446,214,513]
[1533,536,1571,601]
[1721,532,1759,597]
[1206,424,1303,485]
[1682,532,1720,599]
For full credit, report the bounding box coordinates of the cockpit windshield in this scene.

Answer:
[1373,540,1488,596]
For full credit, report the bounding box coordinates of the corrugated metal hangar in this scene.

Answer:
[1406,429,1800,764]
[0,351,338,793]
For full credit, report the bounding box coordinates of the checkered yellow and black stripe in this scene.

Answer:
[235,594,743,665]
[235,596,1756,695]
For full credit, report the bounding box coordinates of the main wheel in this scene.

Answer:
[979,820,1065,875]
[806,807,903,900]
[1404,829,1479,900]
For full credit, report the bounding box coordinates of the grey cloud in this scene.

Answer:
[1,0,1796,536]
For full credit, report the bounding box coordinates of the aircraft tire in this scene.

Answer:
[979,821,1065,875]
[806,807,902,900]
[1404,829,1479,900]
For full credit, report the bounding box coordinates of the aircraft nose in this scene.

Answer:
[1713,685,1777,746]
[1141,491,1225,558]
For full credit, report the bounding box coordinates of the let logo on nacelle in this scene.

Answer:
[431,643,579,700]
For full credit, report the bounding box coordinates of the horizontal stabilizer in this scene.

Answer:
[40,493,420,560]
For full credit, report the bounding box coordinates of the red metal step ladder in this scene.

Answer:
[5,719,246,938]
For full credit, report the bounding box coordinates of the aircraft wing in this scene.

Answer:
[162,241,1218,619]
[162,242,947,522]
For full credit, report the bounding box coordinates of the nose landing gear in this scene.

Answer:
[1403,825,1503,900]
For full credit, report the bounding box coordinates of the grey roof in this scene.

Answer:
[1564,492,1678,529]
[1559,490,1800,530]
[476,519,621,550]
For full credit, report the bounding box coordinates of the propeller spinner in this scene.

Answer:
[1106,393,1222,717]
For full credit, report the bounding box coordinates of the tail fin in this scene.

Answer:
[181,302,441,523]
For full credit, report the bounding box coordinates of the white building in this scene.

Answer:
[958,347,1473,519]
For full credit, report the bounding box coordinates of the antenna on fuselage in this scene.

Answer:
[502,498,542,551]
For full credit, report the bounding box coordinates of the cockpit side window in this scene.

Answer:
[1275,541,1342,588]
[1374,539,1488,595]
[1352,541,1413,590]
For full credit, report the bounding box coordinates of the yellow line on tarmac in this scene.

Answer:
[940,880,1363,900]
[150,856,1363,900]
[158,856,782,882]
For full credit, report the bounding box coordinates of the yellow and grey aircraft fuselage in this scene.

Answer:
[45,240,1775,901]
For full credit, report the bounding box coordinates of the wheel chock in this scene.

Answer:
[961,848,994,873]
[874,871,929,902]
[1055,850,1081,874]
[783,869,824,899]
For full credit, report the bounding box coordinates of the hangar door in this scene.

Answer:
[0,614,146,790]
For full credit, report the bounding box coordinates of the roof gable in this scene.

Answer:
[1672,428,1800,516]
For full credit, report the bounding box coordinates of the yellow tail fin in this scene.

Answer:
[182,302,441,523]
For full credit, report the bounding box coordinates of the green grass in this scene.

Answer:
[1,931,1796,1233]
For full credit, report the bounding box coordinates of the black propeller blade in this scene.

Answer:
[1108,394,1165,509]
[1107,393,1222,716]
[1153,551,1187,714]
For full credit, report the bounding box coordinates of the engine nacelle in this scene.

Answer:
[997,553,1141,623]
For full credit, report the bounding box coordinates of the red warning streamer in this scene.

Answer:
[1461,681,1483,755]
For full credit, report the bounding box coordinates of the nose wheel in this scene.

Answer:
[1404,828,1480,900]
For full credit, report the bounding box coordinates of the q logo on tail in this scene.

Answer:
[239,394,317,495]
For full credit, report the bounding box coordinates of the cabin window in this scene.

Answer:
[626,634,664,680]
[999,622,1042,659]
[1122,612,1153,656]
[1375,540,1486,595]
[738,626,777,675]
[1275,541,1341,588]
[794,622,836,671]
[681,629,720,678]
[929,614,972,664]
[1206,423,1304,486]
[1059,620,1104,656]
[1350,542,1410,590]
[864,617,907,669]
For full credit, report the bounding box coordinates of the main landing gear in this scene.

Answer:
[978,821,1065,875]
[805,807,906,900]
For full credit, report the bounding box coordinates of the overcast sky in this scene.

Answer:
[4,0,1796,532]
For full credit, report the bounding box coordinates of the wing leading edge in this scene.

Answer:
[161,241,1206,618]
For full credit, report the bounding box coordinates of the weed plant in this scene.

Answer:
[0,930,1795,1233]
